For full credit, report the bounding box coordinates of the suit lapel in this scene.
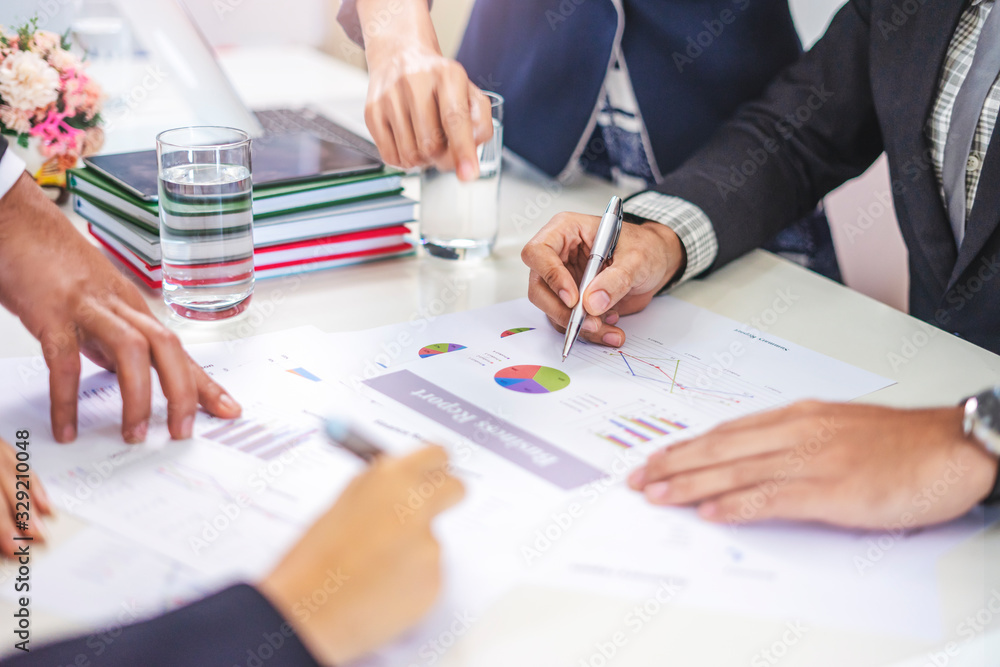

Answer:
[881,0,966,295]
[948,129,1000,288]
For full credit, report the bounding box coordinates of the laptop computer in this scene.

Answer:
[118,0,380,160]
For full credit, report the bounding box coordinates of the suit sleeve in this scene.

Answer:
[5,584,321,667]
[651,0,883,272]
[0,134,7,161]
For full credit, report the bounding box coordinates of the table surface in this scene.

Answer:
[1,45,999,666]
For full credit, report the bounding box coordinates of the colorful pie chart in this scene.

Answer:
[500,327,535,338]
[494,365,571,394]
[418,343,467,358]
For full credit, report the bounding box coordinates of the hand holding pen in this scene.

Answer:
[520,199,687,351]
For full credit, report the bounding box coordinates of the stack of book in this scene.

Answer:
[68,165,417,289]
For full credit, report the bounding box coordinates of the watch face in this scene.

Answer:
[981,388,1000,432]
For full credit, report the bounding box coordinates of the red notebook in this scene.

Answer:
[90,224,415,289]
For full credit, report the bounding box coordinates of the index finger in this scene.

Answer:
[437,64,479,181]
[521,229,580,310]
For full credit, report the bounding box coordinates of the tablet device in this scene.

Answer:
[84,132,383,202]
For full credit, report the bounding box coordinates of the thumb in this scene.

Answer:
[581,252,653,317]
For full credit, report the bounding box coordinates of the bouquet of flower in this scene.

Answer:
[0,19,104,183]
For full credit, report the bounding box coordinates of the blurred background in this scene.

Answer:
[0,0,907,312]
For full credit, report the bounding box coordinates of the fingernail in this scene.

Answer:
[645,481,670,501]
[458,159,477,181]
[58,424,75,443]
[181,415,194,439]
[127,421,148,444]
[699,502,718,518]
[582,318,599,333]
[32,516,47,540]
[219,394,240,415]
[558,289,574,308]
[604,311,620,325]
[603,332,623,347]
[588,290,611,313]
[627,468,645,488]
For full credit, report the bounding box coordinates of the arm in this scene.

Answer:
[627,402,999,530]
[651,0,882,271]
[8,446,464,666]
[0,170,241,442]
[6,584,321,667]
[338,0,493,179]
[521,0,883,347]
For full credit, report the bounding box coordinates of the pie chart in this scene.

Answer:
[500,327,535,338]
[494,365,571,394]
[418,343,467,358]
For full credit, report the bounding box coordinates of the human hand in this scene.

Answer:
[521,212,685,347]
[0,173,242,444]
[364,45,493,180]
[0,437,52,558]
[627,402,999,529]
[259,445,464,665]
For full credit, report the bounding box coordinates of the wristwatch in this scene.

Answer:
[963,386,1000,505]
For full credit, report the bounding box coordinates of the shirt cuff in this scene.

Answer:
[0,149,26,201]
[623,190,719,285]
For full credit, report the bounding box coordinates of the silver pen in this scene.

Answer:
[562,195,624,361]
[325,417,385,464]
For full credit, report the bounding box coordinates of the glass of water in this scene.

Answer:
[156,127,254,320]
[420,91,504,260]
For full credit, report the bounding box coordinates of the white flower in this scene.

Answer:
[0,105,32,134]
[47,48,82,74]
[0,50,60,113]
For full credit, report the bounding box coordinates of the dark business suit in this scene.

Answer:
[339,0,802,178]
[650,0,1000,354]
[5,585,320,666]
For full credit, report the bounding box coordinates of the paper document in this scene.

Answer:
[357,297,894,484]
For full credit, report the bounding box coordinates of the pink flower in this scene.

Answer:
[29,108,83,159]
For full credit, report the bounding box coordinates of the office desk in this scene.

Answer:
[1,46,998,666]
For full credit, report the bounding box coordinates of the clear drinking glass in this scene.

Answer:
[420,91,504,260]
[156,127,254,321]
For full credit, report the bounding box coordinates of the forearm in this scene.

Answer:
[653,0,883,271]
[344,0,439,59]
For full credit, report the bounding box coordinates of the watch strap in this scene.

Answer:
[983,462,1000,505]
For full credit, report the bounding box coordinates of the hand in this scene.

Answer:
[627,401,999,530]
[0,173,242,444]
[0,437,52,558]
[521,212,685,347]
[259,445,464,665]
[364,46,493,180]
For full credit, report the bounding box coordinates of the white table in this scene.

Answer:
[2,46,998,666]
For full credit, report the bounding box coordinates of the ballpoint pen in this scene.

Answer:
[562,195,624,361]
[325,417,385,464]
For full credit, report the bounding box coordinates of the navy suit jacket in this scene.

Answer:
[649,0,1000,354]
[339,0,802,178]
[0,135,8,163]
[6,585,320,666]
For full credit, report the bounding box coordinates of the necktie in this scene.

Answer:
[942,1,1000,247]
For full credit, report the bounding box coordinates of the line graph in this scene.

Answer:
[576,337,783,419]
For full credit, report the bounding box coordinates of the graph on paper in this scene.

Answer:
[574,336,784,419]
[77,381,168,429]
[199,417,318,460]
[585,402,691,449]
